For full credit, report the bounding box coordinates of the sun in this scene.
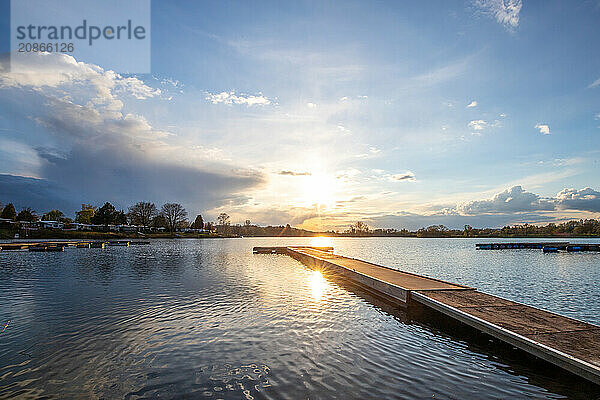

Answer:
[300,173,337,208]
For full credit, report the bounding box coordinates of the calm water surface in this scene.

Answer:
[0,237,599,399]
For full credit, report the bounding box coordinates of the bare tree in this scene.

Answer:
[161,203,188,234]
[349,221,370,235]
[217,213,230,226]
[128,201,157,227]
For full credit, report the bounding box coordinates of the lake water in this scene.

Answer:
[1,237,599,399]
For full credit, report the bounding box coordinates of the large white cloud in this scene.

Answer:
[458,185,555,215]
[455,185,600,217]
[556,187,600,212]
[369,185,600,230]
[0,52,264,214]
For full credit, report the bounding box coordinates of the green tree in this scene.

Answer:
[128,201,157,227]
[17,208,38,222]
[1,203,17,221]
[42,209,65,222]
[75,204,96,224]
[191,214,204,229]
[91,202,117,225]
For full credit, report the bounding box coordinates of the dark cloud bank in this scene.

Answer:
[0,52,264,216]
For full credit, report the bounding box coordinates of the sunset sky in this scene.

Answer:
[1,0,599,230]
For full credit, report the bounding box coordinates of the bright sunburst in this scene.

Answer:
[300,173,337,208]
[310,270,327,301]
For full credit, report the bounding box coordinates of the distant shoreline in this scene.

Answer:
[2,229,600,241]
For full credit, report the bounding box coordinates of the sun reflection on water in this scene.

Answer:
[310,236,333,248]
[310,270,327,301]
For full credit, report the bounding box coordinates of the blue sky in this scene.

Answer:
[0,0,599,230]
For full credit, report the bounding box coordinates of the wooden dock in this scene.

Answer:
[254,246,600,385]
[476,242,570,250]
[0,241,87,251]
[476,242,600,252]
[0,240,149,251]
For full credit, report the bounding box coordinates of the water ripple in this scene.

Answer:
[0,238,598,399]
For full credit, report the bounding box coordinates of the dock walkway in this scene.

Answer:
[475,242,600,252]
[253,246,600,385]
[0,240,148,251]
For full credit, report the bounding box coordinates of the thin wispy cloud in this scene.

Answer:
[473,0,522,30]
[205,91,272,106]
[467,100,478,108]
[588,77,600,89]
[412,56,471,86]
[390,172,416,182]
[355,146,382,159]
[277,170,312,176]
[468,119,488,131]
[337,125,351,134]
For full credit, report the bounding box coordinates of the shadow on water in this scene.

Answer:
[314,266,600,400]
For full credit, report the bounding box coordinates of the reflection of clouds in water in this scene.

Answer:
[1,238,593,399]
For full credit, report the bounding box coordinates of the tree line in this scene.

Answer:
[333,220,600,237]
[2,200,600,237]
[0,201,323,237]
[0,201,197,234]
